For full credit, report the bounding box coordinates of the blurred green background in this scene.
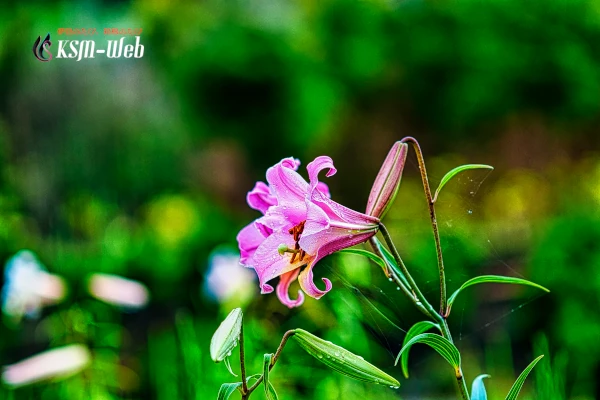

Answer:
[1,0,600,398]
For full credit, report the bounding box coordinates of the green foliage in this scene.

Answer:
[217,383,243,400]
[395,333,461,376]
[447,275,549,315]
[338,248,388,276]
[433,164,494,202]
[506,355,544,400]
[292,329,400,388]
[263,353,278,400]
[399,321,441,378]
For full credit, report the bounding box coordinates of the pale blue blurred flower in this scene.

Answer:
[1,250,66,321]
[203,248,256,303]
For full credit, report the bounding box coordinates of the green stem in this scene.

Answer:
[379,223,469,399]
[401,136,447,315]
[245,330,295,397]
[378,223,437,321]
[368,238,429,317]
[240,324,249,398]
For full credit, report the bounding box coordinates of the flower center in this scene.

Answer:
[288,221,306,263]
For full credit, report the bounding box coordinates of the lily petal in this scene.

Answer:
[266,158,308,205]
[311,189,380,229]
[265,158,309,226]
[300,201,331,255]
[306,156,337,192]
[276,269,304,308]
[315,181,331,198]
[298,263,332,299]
[237,222,267,264]
[247,181,277,214]
[249,232,299,291]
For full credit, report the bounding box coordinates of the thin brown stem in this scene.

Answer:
[245,330,296,397]
[400,136,447,316]
[240,324,248,398]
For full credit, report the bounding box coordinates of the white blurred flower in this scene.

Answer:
[204,248,255,303]
[88,273,149,310]
[1,250,67,321]
[2,344,91,387]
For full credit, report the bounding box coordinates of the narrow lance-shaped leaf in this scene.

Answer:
[217,383,242,400]
[263,353,278,400]
[506,355,544,400]
[433,164,494,203]
[394,333,461,377]
[400,321,441,378]
[471,374,491,400]
[216,375,261,400]
[267,383,278,400]
[292,329,400,388]
[447,276,549,315]
[210,308,243,362]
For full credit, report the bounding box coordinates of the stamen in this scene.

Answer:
[287,221,308,264]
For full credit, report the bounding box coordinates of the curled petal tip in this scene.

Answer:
[366,142,408,219]
[299,265,332,299]
[260,283,274,294]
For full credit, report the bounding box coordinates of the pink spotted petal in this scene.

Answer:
[261,283,274,294]
[298,264,332,299]
[249,232,299,291]
[247,181,277,214]
[300,201,330,255]
[303,227,379,267]
[266,158,309,207]
[276,269,304,308]
[315,181,331,198]
[306,156,337,192]
[237,222,267,265]
[311,189,380,229]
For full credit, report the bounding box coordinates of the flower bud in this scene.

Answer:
[210,308,243,362]
[366,142,408,219]
[292,329,400,388]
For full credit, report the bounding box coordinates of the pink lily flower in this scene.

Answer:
[237,156,380,308]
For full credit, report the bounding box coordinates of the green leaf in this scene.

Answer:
[394,333,461,376]
[471,374,491,400]
[447,275,549,315]
[370,237,410,289]
[400,321,441,378]
[338,248,387,273]
[216,375,261,400]
[210,308,243,363]
[263,353,275,400]
[506,355,544,400]
[292,329,400,388]
[217,382,242,400]
[267,383,279,400]
[433,164,494,202]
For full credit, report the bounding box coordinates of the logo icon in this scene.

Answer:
[33,33,53,62]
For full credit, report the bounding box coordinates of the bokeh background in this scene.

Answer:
[1,0,599,398]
